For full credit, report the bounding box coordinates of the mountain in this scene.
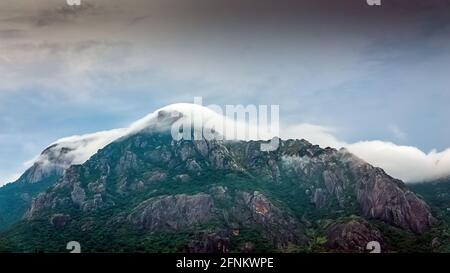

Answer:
[410,178,450,224]
[0,103,187,230]
[0,127,128,230]
[0,144,72,230]
[0,104,448,253]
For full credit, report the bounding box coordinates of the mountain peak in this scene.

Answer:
[0,106,439,251]
[17,103,276,185]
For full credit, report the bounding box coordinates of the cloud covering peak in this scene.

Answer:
[282,123,450,182]
[6,103,450,185]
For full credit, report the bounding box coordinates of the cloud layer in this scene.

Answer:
[8,103,450,185]
[282,124,450,182]
[1,1,450,185]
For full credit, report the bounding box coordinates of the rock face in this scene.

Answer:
[1,107,443,253]
[238,191,307,248]
[243,191,307,248]
[343,151,435,233]
[312,188,327,209]
[10,121,435,252]
[50,214,71,228]
[71,183,86,206]
[16,144,74,185]
[0,141,89,230]
[187,231,232,253]
[128,193,214,231]
[26,192,53,220]
[326,217,384,252]
[279,145,434,234]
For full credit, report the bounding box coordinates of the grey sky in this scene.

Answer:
[0,0,450,184]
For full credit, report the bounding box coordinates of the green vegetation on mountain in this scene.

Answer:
[0,115,448,253]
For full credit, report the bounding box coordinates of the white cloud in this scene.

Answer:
[281,123,345,149]
[346,141,450,183]
[281,124,450,183]
[3,103,448,186]
[1,1,450,187]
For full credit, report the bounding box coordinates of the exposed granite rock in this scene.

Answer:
[312,188,327,209]
[239,191,307,248]
[82,193,113,212]
[186,231,231,253]
[143,171,167,183]
[71,183,86,206]
[227,141,281,182]
[128,193,214,231]
[16,144,73,184]
[194,139,209,157]
[279,143,434,234]
[26,192,53,220]
[186,159,202,171]
[209,185,228,198]
[342,150,435,233]
[50,214,71,228]
[19,132,436,254]
[174,174,191,183]
[87,182,106,194]
[322,169,347,206]
[179,144,195,162]
[326,217,384,252]
[115,151,139,173]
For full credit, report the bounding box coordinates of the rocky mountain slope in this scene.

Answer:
[0,144,73,230]
[0,106,447,253]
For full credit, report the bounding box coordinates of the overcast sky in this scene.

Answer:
[1,0,450,184]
